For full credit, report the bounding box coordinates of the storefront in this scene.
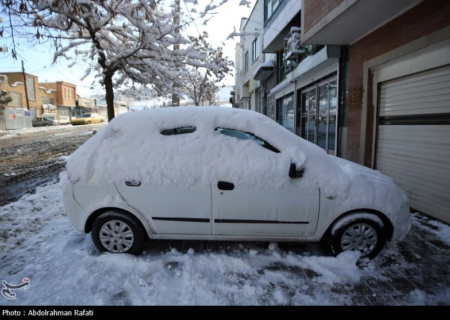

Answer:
[75,97,96,118]
[298,76,337,154]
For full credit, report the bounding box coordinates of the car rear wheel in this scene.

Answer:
[87,120,91,125]
[327,213,386,260]
[91,211,147,255]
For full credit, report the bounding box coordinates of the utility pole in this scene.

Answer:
[171,0,180,107]
[22,60,30,110]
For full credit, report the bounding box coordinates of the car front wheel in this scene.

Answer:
[327,213,386,260]
[91,211,147,255]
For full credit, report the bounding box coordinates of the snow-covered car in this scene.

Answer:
[61,107,411,260]
[71,113,104,125]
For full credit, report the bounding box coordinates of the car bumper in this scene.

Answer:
[62,181,89,233]
[392,203,411,241]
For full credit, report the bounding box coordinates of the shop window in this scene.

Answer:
[277,93,294,132]
[299,78,337,154]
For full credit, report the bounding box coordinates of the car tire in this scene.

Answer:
[91,211,147,255]
[87,120,91,125]
[327,213,386,260]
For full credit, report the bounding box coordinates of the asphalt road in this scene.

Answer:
[0,123,106,206]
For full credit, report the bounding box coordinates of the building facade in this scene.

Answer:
[0,72,77,128]
[236,0,450,223]
[301,0,450,223]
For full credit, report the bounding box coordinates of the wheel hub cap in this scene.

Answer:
[341,223,378,257]
[99,220,134,253]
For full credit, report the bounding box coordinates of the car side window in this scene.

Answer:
[161,126,197,136]
[216,128,280,153]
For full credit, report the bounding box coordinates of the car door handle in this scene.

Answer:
[125,181,141,187]
[218,181,234,191]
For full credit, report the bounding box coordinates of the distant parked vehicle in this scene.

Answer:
[71,113,104,125]
[42,113,61,126]
[32,117,60,127]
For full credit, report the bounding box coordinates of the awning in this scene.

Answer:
[238,97,250,104]
[253,62,275,81]
[43,104,57,110]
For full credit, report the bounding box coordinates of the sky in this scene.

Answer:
[0,0,256,97]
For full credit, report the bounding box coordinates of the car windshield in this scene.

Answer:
[81,114,91,118]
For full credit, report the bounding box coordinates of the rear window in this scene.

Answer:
[161,126,196,136]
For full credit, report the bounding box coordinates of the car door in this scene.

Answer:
[115,125,212,235]
[211,128,320,238]
[116,184,212,235]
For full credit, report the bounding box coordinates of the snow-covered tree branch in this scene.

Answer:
[0,0,244,120]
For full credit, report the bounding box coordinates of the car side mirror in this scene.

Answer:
[289,163,304,179]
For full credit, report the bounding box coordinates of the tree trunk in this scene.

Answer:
[104,73,115,122]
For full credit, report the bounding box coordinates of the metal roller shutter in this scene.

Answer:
[377,65,450,223]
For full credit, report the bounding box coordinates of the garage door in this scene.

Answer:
[376,65,450,224]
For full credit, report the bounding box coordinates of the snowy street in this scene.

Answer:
[0,180,449,306]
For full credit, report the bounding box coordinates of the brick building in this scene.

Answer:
[0,72,77,128]
[302,0,450,223]
[236,0,450,223]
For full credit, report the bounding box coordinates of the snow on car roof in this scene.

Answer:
[62,106,407,215]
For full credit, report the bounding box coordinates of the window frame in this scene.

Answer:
[264,0,283,23]
[26,77,36,101]
[244,51,249,71]
[9,92,21,107]
[252,37,260,62]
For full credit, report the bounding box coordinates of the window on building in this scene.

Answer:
[299,78,337,154]
[27,77,36,100]
[277,93,294,132]
[245,51,249,71]
[277,51,298,84]
[264,0,283,23]
[10,92,21,107]
[252,38,260,62]
[42,97,54,105]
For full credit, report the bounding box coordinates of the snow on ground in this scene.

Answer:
[1,179,450,306]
